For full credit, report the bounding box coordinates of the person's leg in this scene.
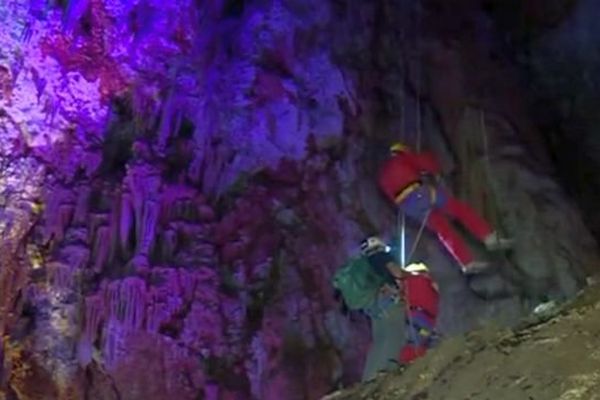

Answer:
[427,209,482,272]
[399,344,427,364]
[403,187,485,272]
[439,189,513,250]
[440,191,492,241]
[361,303,407,381]
[399,310,436,364]
[362,313,387,381]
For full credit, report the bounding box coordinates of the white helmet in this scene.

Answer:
[404,262,429,274]
[360,236,387,256]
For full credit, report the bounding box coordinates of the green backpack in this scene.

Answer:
[332,256,387,310]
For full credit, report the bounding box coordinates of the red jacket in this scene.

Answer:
[401,273,439,319]
[377,151,441,203]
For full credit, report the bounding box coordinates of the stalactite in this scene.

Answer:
[120,278,146,331]
[103,277,146,332]
[119,191,133,256]
[176,270,195,301]
[108,192,121,266]
[61,245,91,272]
[146,290,183,334]
[159,194,173,224]
[157,91,183,153]
[145,303,160,333]
[88,213,108,250]
[77,293,103,367]
[187,124,210,186]
[125,164,161,255]
[105,281,120,325]
[73,186,91,226]
[102,319,126,370]
[159,184,199,223]
[55,204,74,243]
[184,200,199,221]
[161,229,178,261]
[47,262,73,290]
[92,226,110,273]
[246,333,267,399]
[42,195,62,244]
[83,294,105,344]
[137,199,159,257]
[173,200,186,221]
[197,204,216,222]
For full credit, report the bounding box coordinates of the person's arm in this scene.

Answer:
[385,261,409,280]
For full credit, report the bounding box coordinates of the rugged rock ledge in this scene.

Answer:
[324,278,600,400]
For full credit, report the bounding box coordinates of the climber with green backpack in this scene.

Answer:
[333,236,409,381]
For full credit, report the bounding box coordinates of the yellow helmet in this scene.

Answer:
[404,262,429,274]
[390,142,409,154]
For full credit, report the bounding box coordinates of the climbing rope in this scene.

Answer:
[397,0,428,268]
[478,109,522,302]
[415,0,423,153]
[479,109,506,247]
[399,211,406,268]
[397,0,428,352]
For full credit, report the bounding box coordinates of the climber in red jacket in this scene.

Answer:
[377,142,513,274]
[361,248,439,365]
[397,262,440,364]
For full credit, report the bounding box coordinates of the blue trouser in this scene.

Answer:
[401,184,448,220]
[361,295,407,381]
[405,309,435,348]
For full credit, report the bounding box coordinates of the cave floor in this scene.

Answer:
[324,279,600,400]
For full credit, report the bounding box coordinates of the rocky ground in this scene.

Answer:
[323,278,600,400]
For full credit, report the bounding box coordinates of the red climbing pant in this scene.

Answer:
[398,344,428,364]
[397,306,437,365]
[401,186,493,269]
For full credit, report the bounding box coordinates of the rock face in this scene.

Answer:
[325,281,600,400]
[0,1,597,400]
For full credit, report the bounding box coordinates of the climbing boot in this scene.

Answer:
[484,231,514,251]
[461,261,491,275]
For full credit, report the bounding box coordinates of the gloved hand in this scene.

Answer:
[380,283,400,297]
[419,172,440,186]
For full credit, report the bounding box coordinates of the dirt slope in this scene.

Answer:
[323,280,600,400]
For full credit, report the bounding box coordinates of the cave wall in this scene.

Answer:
[0,1,598,399]
[503,0,600,240]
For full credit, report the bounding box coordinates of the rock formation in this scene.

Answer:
[0,1,598,399]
